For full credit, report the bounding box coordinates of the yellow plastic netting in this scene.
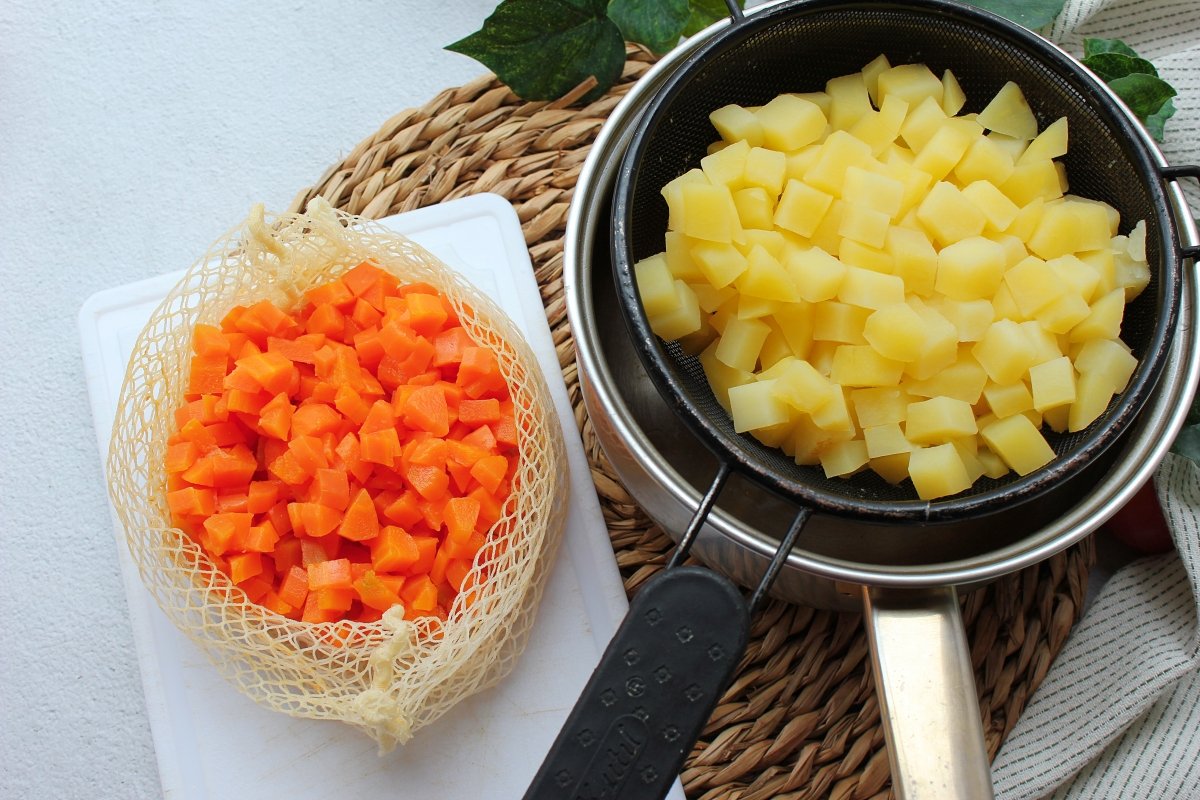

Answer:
[106,200,568,751]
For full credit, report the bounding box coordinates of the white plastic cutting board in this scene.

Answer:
[78,193,686,800]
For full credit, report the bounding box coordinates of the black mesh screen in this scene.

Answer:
[613,0,1176,521]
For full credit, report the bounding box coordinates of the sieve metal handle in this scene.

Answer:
[1162,165,1200,262]
[863,586,995,800]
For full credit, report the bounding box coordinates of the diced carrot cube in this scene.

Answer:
[277,564,309,609]
[371,526,421,573]
[307,558,353,591]
[228,552,264,584]
[338,488,380,541]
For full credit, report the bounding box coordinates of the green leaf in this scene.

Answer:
[1144,97,1176,142]
[1106,72,1178,119]
[683,0,742,37]
[608,0,690,54]
[1082,51,1158,82]
[1084,37,1140,59]
[957,0,1065,29]
[446,0,626,102]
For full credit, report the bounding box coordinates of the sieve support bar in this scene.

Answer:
[1162,164,1200,261]
[863,585,995,800]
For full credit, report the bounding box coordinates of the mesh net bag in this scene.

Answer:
[106,199,569,751]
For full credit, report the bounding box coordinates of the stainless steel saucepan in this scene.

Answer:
[527,1,1200,797]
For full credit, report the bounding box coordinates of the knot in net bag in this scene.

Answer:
[106,199,568,751]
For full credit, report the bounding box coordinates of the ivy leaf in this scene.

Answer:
[1083,52,1158,82]
[1081,37,1177,142]
[1084,37,1139,58]
[446,0,626,102]
[683,0,744,36]
[1107,73,1177,120]
[608,0,690,54]
[957,0,1065,29]
[1144,97,1176,142]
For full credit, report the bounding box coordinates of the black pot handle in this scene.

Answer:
[1162,164,1200,262]
[522,566,749,800]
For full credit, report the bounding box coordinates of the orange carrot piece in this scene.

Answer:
[307,557,353,591]
[457,346,507,399]
[304,279,355,309]
[402,385,450,437]
[291,403,342,438]
[309,468,350,510]
[406,464,449,502]
[202,512,251,556]
[444,496,481,542]
[432,327,473,367]
[353,570,402,611]
[382,490,423,529]
[401,574,439,611]
[165,441,199,474]
[338,488,380,541]
[334,432,373,484]
[470,454,509,495]
[233,351,296,395]
[298,502,342,538]
[333,384,370,426]
[360,399,395,434]
[188,355,227,396]
[167,486,216,518]
[445,559,473,593]
[410,536,438,575]
[405,292,449,337]
[267,335,319,364]
[268,450,311,486]
[277,565,309,609]
[306,303,346,339]
[342,260,386,297]
[257,392,294,440]
[215,490,249,513]
[316,586,356,612]
[228,552,264,584]
[371,526,421,573]
[192,324,231,357]
[301,592,342,623]
[461,424,498,453]
[360,428,401,468]
[243,520,280,553]
[287,435,328,474]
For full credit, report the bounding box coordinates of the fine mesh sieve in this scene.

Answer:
[610,0,1186,522]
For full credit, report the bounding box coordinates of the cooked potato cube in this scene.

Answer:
[1068,370,1115,432]
[877,63,943,109]
[811,385,856,432]
[804,131,874,195]
[736,292,781,320]
[820,437,870,477]
[774,178,834,238]
[909,443,973,499]
[1004,255,1065,316]
[861,54,892,106]
[744,147,787,196]
[849,94,909,156]
[983,380,1035,418]
[770,357,837,413]
[772,302,815,358]
[870,452,912,484]
[904,353,988,405]
[729,379,792,432]
[851,386,911,427]
[905,396,978,444]
[903,304,959,380]
[737,245,801,302]
[756,93,828,151]
[1002,160,1065,206]
[941,69,966,115]
[839,203,891,248]
[1048,253,1101,302]
[900,95,949,152]
[690,281,735,313]
[973,319,1037,384]
[700,341,754,412]
[661,168,707,231]
[826,71,873,130]
[885,225,938,296]
[733,187,775,230]
[1068,288,1125,342]
[648,279,704,340]
[830,344,904,387]
[701,138,750,188]
[634,253,678,317]
[838,266,905,310]
[961,180,1020,232]
[917,181,986,246]
[1074,338,1137,393]
[839,240,894,273]
[681,182,741,243]
[864,303,926,362]
[1018,117,1068,165]
[710,104,765,147]
[977,81,1038,140]
[913,119,979,181]
[664,231,704,281]
[935,236,1006,301]
[953,135,1016,186]
[807,198,847,254]
[813,300,871,343]
[842,165,905,218]
[690,240,749,288]
[787,245,846,302]
[935,298,995,342]
[1034,292,1091,335]
[980,414,1055,475]
[864,422,912,458]
[1029,355,1076,412]
[1114,249,1152,301]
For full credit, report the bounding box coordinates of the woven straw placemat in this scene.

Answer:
[288,49,1096,800]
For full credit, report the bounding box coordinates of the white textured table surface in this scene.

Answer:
[0,3,499,798]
